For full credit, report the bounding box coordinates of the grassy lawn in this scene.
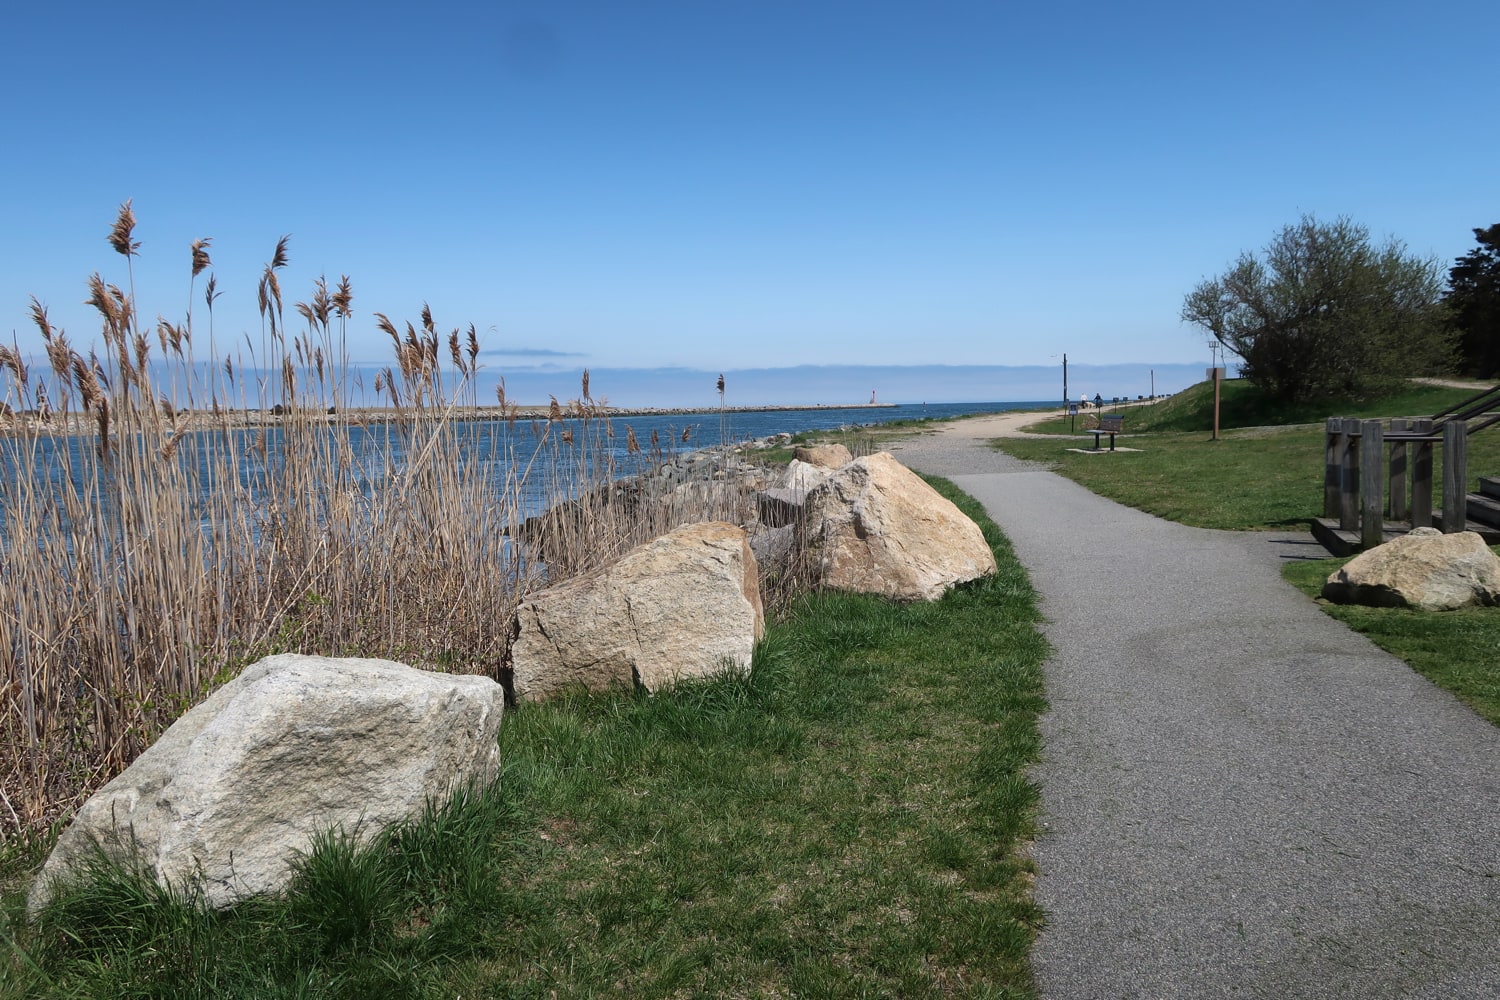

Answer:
[1023,379,1482,436]
[995,425,1324,531]
[995,380,1500,533]
[1283,557,1500,727]
[2,480,1049,999]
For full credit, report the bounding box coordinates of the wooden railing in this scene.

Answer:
[1324,386,1500,549]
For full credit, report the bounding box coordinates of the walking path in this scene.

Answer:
[886,417,1500,1000]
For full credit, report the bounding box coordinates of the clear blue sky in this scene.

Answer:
[3,1,1495,405]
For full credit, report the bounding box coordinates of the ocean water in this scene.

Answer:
[0,400,1058,545]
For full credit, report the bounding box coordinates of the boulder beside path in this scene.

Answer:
[1322,527,1500,611]
[29,654,504,914]
[511,520,765,702]
[803,451,996,601]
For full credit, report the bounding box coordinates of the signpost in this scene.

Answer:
[1207,366,1226,440]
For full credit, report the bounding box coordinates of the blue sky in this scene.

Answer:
[2,1,1495,406]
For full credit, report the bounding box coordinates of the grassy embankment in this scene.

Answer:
[3,206,1051,996]
[2,481,1050,999]
[992,378,1500,727]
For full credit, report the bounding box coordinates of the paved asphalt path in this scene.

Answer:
[886,427,1500,1000]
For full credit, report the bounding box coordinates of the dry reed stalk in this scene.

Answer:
[1,213,778,847]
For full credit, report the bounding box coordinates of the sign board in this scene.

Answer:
[1068,404,1078,415]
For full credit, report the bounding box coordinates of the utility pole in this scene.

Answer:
[1062,353,1068,409]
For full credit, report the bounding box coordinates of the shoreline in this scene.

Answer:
[0,401,907,437]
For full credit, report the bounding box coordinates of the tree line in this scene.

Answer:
[1182,215,1500,402]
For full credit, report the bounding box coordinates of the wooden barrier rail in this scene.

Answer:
[1323,416,1462,549]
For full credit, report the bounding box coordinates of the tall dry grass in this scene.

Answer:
[0,206,752,844]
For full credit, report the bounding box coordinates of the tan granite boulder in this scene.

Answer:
[30,655,503,914]
[793,443,853,469]
[1322,527,1500,611]
[803,451,996,601]
[511,521,764,702]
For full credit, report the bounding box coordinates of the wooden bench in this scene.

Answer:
[1091,413,1124,451]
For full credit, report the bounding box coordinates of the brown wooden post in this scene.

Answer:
[1339,417,1361,530]
[1412,419,1434,528]
[1443,420,1468,533]
[1324,417,1344,518]
[1388,418,1408,521]
[1361,420,1384,549]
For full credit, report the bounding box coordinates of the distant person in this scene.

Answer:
[1094,392,1103,410]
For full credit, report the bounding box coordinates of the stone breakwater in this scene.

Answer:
[0,402,896,436]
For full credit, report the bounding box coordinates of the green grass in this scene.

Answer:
[995,425,1326,530]
[2,480,1049,999]
[1282,557,1500,726]
[995,381,1500,532]
[1022,379,1482,436]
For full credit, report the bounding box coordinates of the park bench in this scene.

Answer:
[1091,413,1124,451]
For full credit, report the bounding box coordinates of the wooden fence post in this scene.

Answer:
[1389,418,1408,521]
[1412,419,1434,528]
[1339,417,1361,531]
[1361,420,1384,549]
[1325,417,1344,519]
[1443,421,1468,533]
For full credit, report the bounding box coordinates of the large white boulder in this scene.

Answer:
[1322,527,1500,611]
[803,451,997,601]
[29,655,503,914]
[511,520,765,702]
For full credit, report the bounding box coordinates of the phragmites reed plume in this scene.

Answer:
[495,377,507,409]
[86,273,127,341]
[93,398,111,459]
[626,425,641,454]
[448,329,463,372]
[561,428,574,445]
[375,312,400,350]
[681,425,691,444]
[581,367,591,402]
[312,276,332,332]
[190,238,213,277]
[548,395,562,422]
[466,324,479,367]
[108,199,140,257]
[0,344,26,386]
[332,275,353,318]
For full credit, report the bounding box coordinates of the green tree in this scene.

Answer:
[1447,224,1500,377]
[1182,215,1452,402]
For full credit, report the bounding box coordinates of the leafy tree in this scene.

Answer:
[1446,224,1500,377]
[1182,215,1452,402]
